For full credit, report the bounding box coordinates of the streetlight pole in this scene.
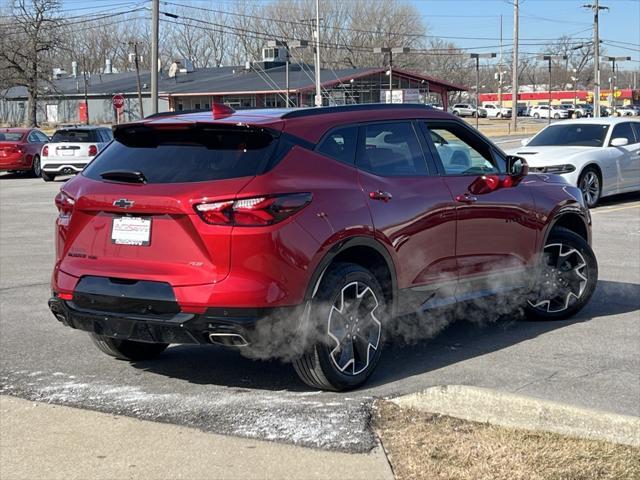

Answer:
[268,40,309,108]
[511,0,519,133]
[602,56,631,115]
[470,52,496,130]
[314,0,321,107]
[150,0,159,114]
[374,47,409,104]
[539,54,567,124]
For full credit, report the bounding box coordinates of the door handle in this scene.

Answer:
[369,190,393,202]
[455,193,478,204]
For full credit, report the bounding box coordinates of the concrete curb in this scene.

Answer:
[390,385,640,447]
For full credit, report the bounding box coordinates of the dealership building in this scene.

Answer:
[0,58,465,126]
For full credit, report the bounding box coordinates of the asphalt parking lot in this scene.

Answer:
[0,173,638,453]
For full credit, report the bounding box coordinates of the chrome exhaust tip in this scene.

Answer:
[208,332,249,347]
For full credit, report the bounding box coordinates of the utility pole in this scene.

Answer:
[498,14,503,108]
[314,0,321,107]
[539,54,567,124]
[511,0,519,134]
[470,52,497,130]
[129,41,144,118]
[583,1,608,117]
[151,0,159,114]
[82,56,89,125]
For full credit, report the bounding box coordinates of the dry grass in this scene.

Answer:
[373,401,640,480]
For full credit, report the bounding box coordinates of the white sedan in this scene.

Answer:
[508,118,640,207]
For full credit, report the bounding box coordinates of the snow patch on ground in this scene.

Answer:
[0,369,375,452]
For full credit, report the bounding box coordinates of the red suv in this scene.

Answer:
[48,104,598,391]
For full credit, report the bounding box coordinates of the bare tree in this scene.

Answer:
[0,0,64,126]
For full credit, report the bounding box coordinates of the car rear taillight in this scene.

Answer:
[42,145,48,156]
[88,145,98,156]
[55,190,75,224]
[195,193,312,226]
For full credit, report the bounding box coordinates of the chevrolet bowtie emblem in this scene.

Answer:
[113,199,134,209]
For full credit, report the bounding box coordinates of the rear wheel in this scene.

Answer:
[90,333,168,361]
[41,171,55,182]
[533,112,540,119]
[293,262,386,391]
[578,167,601,208]
[554,113,560,119]
[452,110,460,116]
[31,155,41,177]
[525,228,597,321]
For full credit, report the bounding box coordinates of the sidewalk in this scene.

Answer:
[0,395,394,480]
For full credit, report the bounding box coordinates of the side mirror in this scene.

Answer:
[520,138,530,146]
[468,174,500,195]
[610,137,629,147]
[507,155,529,177]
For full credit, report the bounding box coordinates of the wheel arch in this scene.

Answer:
[543,208,591,247]
[305,236,398,317]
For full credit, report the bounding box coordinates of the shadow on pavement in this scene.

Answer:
[130,279,639,392]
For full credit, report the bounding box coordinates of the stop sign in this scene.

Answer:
[112,94,125,109]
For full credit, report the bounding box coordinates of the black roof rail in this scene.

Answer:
[281,103,434,119]
[144,109,209,119]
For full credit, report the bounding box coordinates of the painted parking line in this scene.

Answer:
[592,204,640,214]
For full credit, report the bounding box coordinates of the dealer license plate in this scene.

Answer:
[111,216,151,246]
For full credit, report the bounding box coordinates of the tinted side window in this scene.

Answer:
[317,126,357,165]
[357,122,428,176]
[610,123,637,145]
[35,131,49,142]
[631,122,640,142]
[27,132,38,143]
[425,122,504,175]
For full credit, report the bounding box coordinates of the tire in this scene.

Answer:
[578,167,601,208]
[90,333,168,361]
[292,262,387,391]
[575,111,582,118]
[452,110,460,116]
[496,112,502,118]
[41,171,56,182]
[554,113,560,119]
[31,155,41,177]
[525,227,598,321]
[533,113,540,119]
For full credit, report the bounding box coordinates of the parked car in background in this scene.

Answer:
[508,118,640,207]
[559,104,575,117]
[0,128,49,177]
[616,105,638,117]
[40,126,112,182]
[449,103,480,117]
[482,103,512,118]
[48,104,598,391]
[572,104,593,118]
[516,103,528,116]
[530,105,570,119]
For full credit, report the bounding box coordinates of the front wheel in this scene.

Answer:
[525,228,597,321]
[579,167,601,208]
[293,263,386,391]
[554,113,560,119]
[533,113,540,119]
[90,333,168,361]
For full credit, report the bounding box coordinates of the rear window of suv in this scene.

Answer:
[83,124,277,184]
[51,129,99,143]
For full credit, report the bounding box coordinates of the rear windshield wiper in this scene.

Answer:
[100,170,147,184]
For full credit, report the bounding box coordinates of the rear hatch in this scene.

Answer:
[58,122,279,286]
[46,129,100,159]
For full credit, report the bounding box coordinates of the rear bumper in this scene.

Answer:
[0,156,28,171]
[41,158,90,173]
[49,295,300,346]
